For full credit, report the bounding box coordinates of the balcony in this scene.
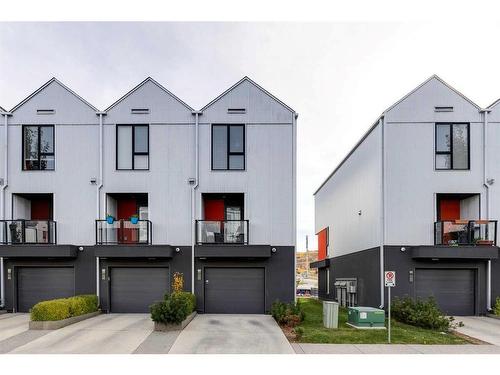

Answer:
[0,220,57,244]
[96,219,152,245]
[196,220,249,245]
[435,220,498,246]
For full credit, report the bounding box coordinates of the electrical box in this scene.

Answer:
[347,306,385,329]
[323,300,339,329]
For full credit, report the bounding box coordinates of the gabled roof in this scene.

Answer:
[10,77,99,113]
[383,74,481,113]
[105,77,194,112]
[0,105,6,112]
[200,76,295,113]
[314,74,480,196]
[487,97,500,110]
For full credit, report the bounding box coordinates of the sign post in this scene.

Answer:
[384,271,396,344]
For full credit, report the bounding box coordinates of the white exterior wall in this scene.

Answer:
[484,105,500,222]
[314,124,382,257]
[384,78,484,246]
[199,79,295,246]
[4,80,99,245]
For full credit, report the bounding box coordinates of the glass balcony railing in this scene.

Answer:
[0,220,57,244]
[196,220,249,244]
[95,219,152,245]
[435,220,497,246]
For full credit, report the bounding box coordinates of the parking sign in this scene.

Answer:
[385,271,396,287]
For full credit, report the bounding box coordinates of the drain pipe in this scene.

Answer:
[481,108,492,311]
[379,116,386,309]
[95,111,106,305]
[191,111,202,294]
[1,110,11,309]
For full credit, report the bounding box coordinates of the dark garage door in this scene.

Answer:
[415,269,475,316]
[205,267,265,314]
[110,267,169,313]
[17,267,75,313]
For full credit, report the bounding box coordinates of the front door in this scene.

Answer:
[117,198,137,243]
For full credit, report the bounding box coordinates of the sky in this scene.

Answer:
[2,22,500,252]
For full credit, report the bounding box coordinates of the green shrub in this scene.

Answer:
[494,297,500,316]
[150,292,196,325]
[391,296,453,331]
[271,300,305,327]
[30,295,99,321]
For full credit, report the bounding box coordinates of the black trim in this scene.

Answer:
[116,124,149,170]
[435,123,470,170]
[22,125,55,171]
[211,124,245,170]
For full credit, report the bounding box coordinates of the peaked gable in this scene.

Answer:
[105,77,193,124]
[200,77,295,124]
[383,75,481,123]
[9,78,99,124]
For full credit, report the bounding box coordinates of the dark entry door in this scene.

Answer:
[415,268,475,316]
[204,267,265,314]
[110,267,169,313]
[17,267,75,312]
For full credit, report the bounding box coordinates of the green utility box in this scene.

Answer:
[347,307,386,329]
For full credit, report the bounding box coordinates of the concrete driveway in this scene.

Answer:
[169,314,294,354]
[454,316,500,345]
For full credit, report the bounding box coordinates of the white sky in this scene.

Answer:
[2,22,500,251]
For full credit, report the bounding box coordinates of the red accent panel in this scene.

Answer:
[204,199,225,221]
[317,228,328,261]
[30,198,52,220]
[439,199,461,221]
[117,198,137,219]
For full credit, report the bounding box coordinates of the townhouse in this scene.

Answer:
[313,75,500,316]
[0,76,297,313]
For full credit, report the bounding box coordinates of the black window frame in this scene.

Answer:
[115,124,150,171]
[211,124,246,171]
[21,124,55,171]
[435,122,470,171]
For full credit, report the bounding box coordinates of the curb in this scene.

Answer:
[29,311,101,330]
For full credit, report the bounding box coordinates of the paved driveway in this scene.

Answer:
[454,316,500,345]
[169,314,294,354]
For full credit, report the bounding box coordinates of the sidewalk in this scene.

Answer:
[292,343,500,354]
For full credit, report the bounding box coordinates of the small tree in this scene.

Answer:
[172,272,184,293]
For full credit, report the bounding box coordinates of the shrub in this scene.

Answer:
[294,326,304,340]
[271,300,305,327]
[391,296,454,331]
[30,295,99,321]
[172,272,184,293]
[494,297,500,316]
[150,292,196,325]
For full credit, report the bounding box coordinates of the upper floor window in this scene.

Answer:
[22,125,55,170]
[116,125,149,170]
[212,124,245,170]
[435,123,470,170]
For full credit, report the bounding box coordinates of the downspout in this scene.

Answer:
[379,116,386,309]
[1,111,11,309]
[293,113,298,302]
[95,111,106,305]
[191,111,202,294]
[481,108,492,311]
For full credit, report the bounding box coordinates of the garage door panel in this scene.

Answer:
[205,268,264,314]
[110,267,169,313]
[415,269,475,316]
[17,267,75,313]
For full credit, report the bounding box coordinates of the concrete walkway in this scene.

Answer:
[293,343,500,354]
[454,316,500,345]
[169,314,294,354]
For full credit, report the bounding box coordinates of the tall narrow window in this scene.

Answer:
[116,125,149,170]
[212,124,245,170]
[22,125,55,170]
[435,123,469,170]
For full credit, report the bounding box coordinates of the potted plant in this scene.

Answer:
[130,214,139,225]
[106,214,115,224]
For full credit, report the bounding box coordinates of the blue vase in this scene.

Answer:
[106,216,114,224]
[131,217,139,225]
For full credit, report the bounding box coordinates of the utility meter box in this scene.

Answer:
[347,306,385,329]
[323,300,339,329]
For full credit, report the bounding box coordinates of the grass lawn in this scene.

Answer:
[295,298,469,344]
